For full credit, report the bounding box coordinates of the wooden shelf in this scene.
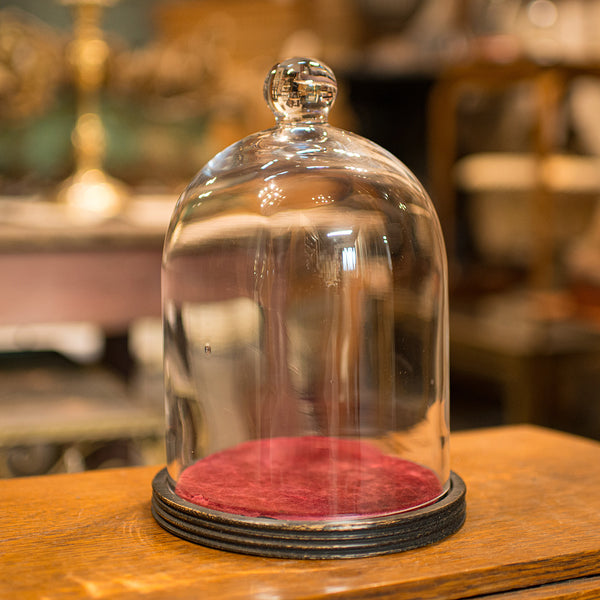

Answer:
[2,425,600,598]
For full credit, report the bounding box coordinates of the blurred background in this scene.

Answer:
[1,0,600,477]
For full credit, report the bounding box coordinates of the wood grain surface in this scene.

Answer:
[2,425,600,599]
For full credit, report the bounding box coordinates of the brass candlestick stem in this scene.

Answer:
[57,0,128,220]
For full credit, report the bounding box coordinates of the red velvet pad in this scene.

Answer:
[176,436,443,520]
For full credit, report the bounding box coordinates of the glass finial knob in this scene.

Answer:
[264,57,337,124]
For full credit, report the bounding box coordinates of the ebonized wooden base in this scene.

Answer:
[151,468,466,559]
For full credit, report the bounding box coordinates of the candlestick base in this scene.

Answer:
[56,168,129,222]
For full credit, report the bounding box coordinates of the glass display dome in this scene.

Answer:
[152,57,465,558]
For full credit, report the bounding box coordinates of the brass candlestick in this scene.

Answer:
[56,0,128,220]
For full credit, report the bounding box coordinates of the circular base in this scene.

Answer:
[175,436,444,519]
[151,469,466,559]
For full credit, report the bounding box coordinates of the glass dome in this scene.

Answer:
[152,57,465,558]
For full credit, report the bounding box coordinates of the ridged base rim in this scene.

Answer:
[151,468,466,559]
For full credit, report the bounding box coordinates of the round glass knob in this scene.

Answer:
[264,57,337,124]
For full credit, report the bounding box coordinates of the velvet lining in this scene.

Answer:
[176,436,442,520]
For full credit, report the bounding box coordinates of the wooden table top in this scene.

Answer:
[0,197,172,328]
[2,425,600,599]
